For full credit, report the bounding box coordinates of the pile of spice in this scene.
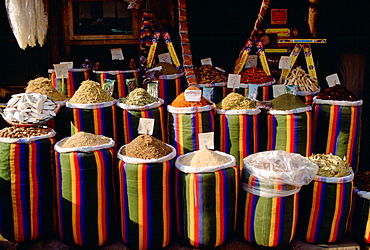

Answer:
[119,88,159,106]
[59,132,111,148]
[284,66,319,92]
[69,80,115,104]
[271,93,307,110]
[195,65,227,84]
[121,134,173,159]
[154,62,180,75]
[308,153,352,177]
[25,77,66,102]
[240,67,272,84]
[171,86,210,107]
[179,148,231,167]
[316,84,358,101]
[216,92,255,110]
[354,171,370,191]
[0,126,51,138]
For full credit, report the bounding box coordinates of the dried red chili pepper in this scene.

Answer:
[317,85,358,101]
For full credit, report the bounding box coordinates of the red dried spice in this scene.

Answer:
[240,67,273,84]
[317,84,358,101]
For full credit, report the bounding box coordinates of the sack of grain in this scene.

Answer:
[349,189,370,244]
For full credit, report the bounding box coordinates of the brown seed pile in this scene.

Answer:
[121,134,173,159]
[354,171,370,191]
[195,65,227,84]
[216,92,256,110]
[59,132,111,148]
[69,80,115,104]
[154,62,180,75]
[0,126,51,138]
[25,77,66,102]
[179,148,231,167]
[119,88,159,106]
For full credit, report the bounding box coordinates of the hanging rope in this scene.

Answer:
[250,0,270,40]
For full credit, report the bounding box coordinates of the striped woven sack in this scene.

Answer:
[296,88,320,106]
[94,69,141,99]
[312,99,362,171]
[48,68,92,99]
[214,109,260,170]
[116,104,167,146]
[0,138,56,242]
[66,101,118,145]
[349,189,370,243]
[168,106,215,156]
[46,101,70,142]
[232,81,275,101]
[260,110,312,156]
[194,82,227,104]
[55,147,115,246]
[297,173,354,244]
[175,166,239,248]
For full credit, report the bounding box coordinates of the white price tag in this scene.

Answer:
[278,56,292,69]
[110,48,124,60]
[326,73,341,87]
[60,61,73,69]
[198,132,214,150]
[138,118,155,135]
[185,90,202,102]
[245,55,258,68]
[273,84,287,98]
[227,74,241,89]
[158,53,172,64]
[202,87,213,101]
[248,84,259,100]
[201,57,212,66]
[53,64,69,79]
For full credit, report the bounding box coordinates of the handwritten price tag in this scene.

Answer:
[227,74,241,89]
[248,84,259,100]
[53,64,69,79]
[138,118,155,135]
[110,48,124,60]
[185,90,202,102]
[198,132,214,150]
[273,84,287,98]
[326,73,341,87]
[201,57,212,66]
[60,61,73,69]
[278,56,292,69]
[158,53,172,64]
[245,55,258,68]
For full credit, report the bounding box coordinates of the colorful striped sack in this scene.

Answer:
[214,108,260,170]
[312,98,362,171]
[232,80,275,101]
[143,72,186,105]
[45,100,70,142]
[66,101,118,145]
[117,144,176,250]
[297,173,354,244]
[94,69,141,99]
[116,99,167,146]
[194,82,227,104]
[168,105,215,156]
[54,142,116,246]
[259,108,313,156]
[296,88,320,106]
[175,152,239,248]
[349,189,370,244]
[0,134,56,242]
[48,68,92,99]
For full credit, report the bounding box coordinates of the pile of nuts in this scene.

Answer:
[0,126,52,138]
[195,65,227,84]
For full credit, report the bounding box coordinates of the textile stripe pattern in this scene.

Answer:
[175,167,239,248]
[313,104,362,170]
[55,148,115,246]
[169,111,214,156]
[118,161,174,250]
[49,69,91,99]
[234,85,273,101]
[349,193,370,243]
[0,139,56,242]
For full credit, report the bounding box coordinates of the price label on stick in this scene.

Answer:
[198,132,214,150]
[158,53,172,64]
[227,74,241,89]
[110,48,124,60]
[60,61,73,69]
[245,55,258,68]
[248,84,259,100]
[138,118,155,135]
[326,73,341,87]
[201,57,212,66]
[278,56,292,69]
[53,63,69,79]
[273,84,287,98]
[185,89,201,102]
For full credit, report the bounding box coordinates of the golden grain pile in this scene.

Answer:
[59,131,111,148]
[69,80,115,104]
[25,77,66,102]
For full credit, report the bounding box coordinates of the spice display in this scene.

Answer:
[2,93,59,124]
[240,67,273,84]
[216,92,255,110]
[316,84,358,101]
[195,65,227,84]
[59,131,111,148]
[121,134,173,159]
[179,148,231,167]
[0,126,51,138]
[25,77,66,102]
[69,80,115,104]
[284,66,319,92]
[271,93,307,110]
[354,171,370,191]
[171,86,210,107]
[154,62,180,75]
[119,88,159,106]
[308,153,352,177]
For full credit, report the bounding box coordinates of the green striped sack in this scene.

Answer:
[54,141,116,246]
[168,105,215,156]
[194,82,227,104]
[117,144,176,250]
[297,173,354,244]
[312,98,362,171]
[0,133,56,242]
[233,80,275,101]
[175,152,239,248]
[349,189,370,244]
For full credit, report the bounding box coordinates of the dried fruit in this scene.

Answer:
[308,153,352,177]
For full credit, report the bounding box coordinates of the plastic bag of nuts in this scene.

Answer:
[0,126,56,144]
